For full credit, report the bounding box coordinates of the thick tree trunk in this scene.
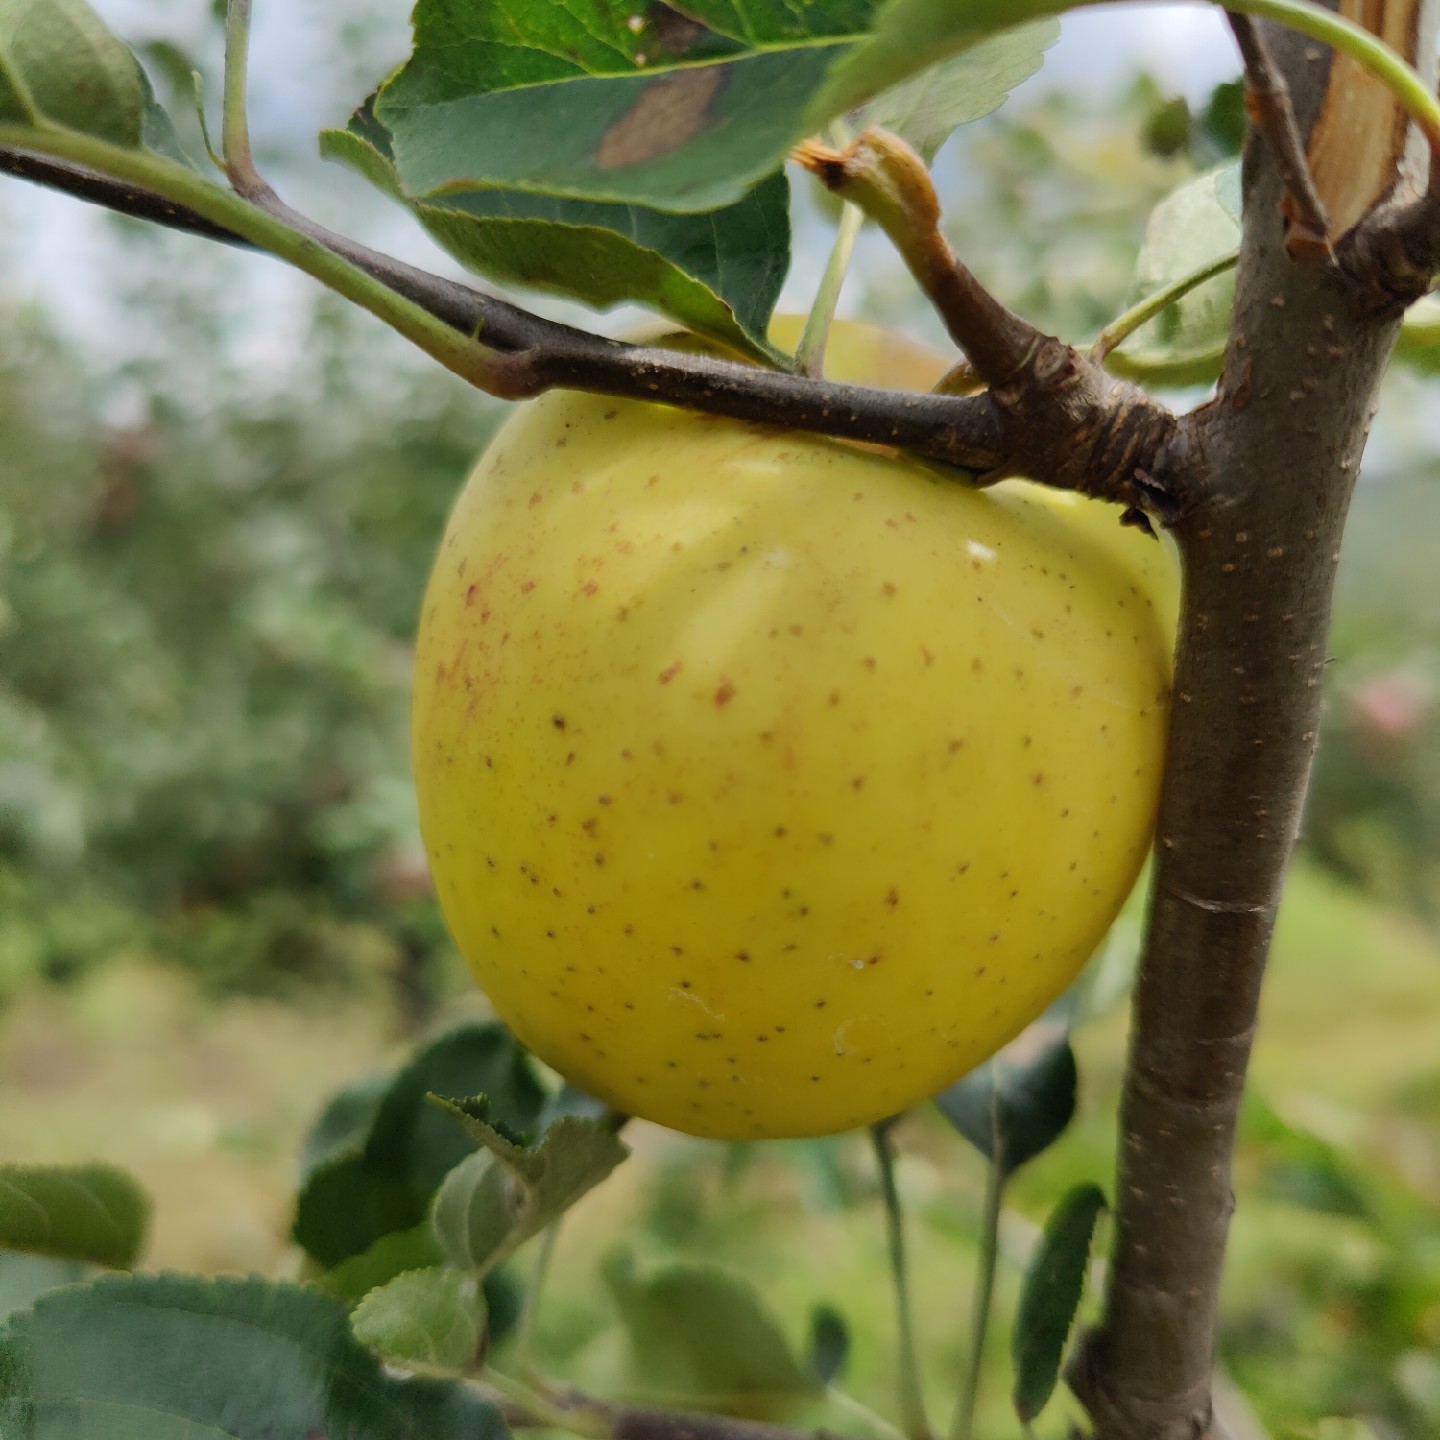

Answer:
[1071,5,1438,1437]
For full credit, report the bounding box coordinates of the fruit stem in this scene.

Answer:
[794,200,866,379]
[949,1144,1004,1440]
[870,1122,932,1440]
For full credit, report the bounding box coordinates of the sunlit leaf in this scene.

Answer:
[0,1162,149,1270]
[0,1272,510,1439]
[1011,1182,1106,1423]
[319,1223,447,1308]
[431,1105,629,1276]
[935,1019,1077,1176]
[351,1267,488,1374]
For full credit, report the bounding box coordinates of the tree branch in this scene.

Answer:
[1068,6,1437,1436]
[1226,12,1332,261]
[1335,150,1440,313]
[793,130,1040,386]
[0,137,1008,470]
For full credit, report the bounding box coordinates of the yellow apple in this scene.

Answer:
[412,318,1177,1139]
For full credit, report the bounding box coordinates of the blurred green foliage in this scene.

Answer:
[0,248,502,1005]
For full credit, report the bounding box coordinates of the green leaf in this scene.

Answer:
[0,1272,511,1439]
[604,1249,818,1417]
[0,35,37,123]
[812,0,1090,120]
[934,1019,1077,1177]
[0,1162,150,1270]
[1202,78,1248,158]
[377,0,757,96]
[850,20,1059,161]
[136,68,195,168]
[321,114,789,357]
[298,1069,390,1183]
[1106,163,1241,388]
[0,0,144,143]
[430,1105,629,1276]
[293,1022,547,1269]
[365,0,1050,217]
[1011,1182,1107,1424]
[807,1302,850,1385]
[319,1223,447,1308]
[351,1268,488,1374]
[382,48,834,215]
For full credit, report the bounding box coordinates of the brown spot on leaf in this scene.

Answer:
[595,66,726,170]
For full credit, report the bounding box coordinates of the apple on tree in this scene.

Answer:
[412,318,1178,1139]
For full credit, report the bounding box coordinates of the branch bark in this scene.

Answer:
[1069,5,1439,1436]
[0,143,1016,469]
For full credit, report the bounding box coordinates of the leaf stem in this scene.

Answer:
[950,1155,1005,1440]
[870,1123,931,1440]
[220,0,261,191]
[794,201,865,378]
[1091,250,1240,363]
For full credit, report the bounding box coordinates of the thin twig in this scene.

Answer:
[870,1123,931,1440]
[0,137,1006,470]
[1226,13,1332,260]
[949,1152,1003,1440]
[793,130,1040,386]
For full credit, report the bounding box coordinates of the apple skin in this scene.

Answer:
[412,319,1177,1139]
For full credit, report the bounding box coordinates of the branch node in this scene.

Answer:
[794,128,1040,384]
[1227,12,1333,262]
